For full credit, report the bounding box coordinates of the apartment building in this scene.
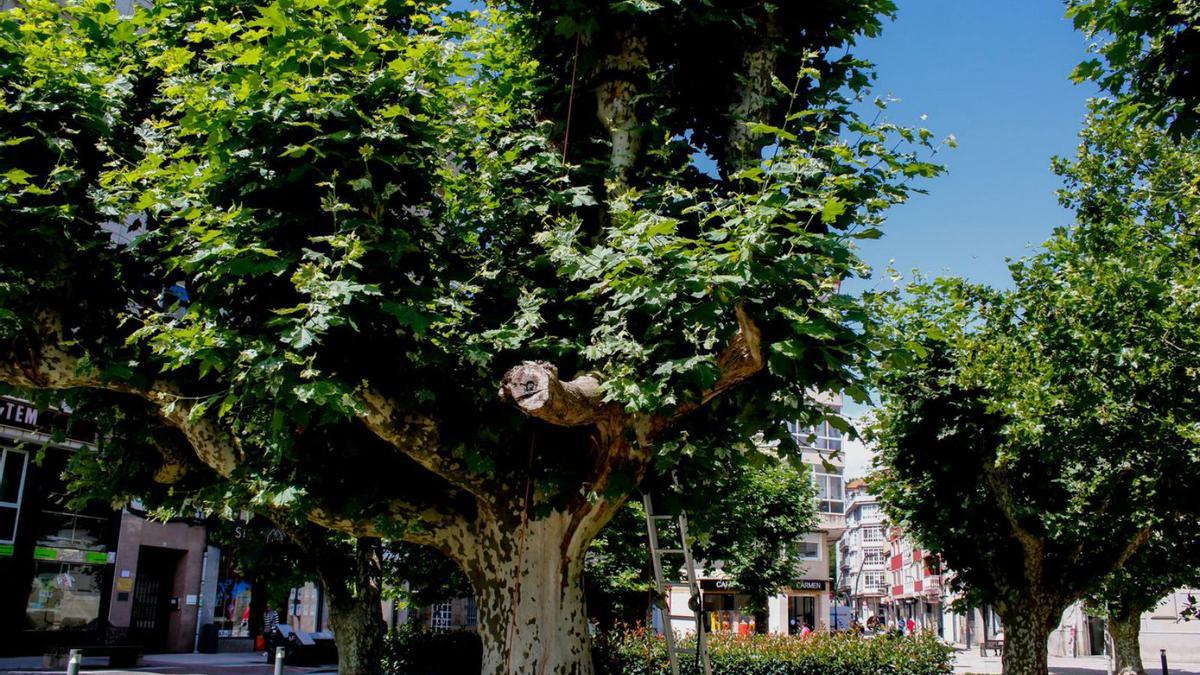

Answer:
[835,480,888,622]
[880,526,942,634]
[667,396,846,635]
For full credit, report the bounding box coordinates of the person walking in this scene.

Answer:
[262,606,280,658]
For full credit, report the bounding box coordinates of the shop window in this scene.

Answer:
[35,510,107,552]
[0,447,27,543]
[215,559,253,637]
[704,594,757,635]
[787,595,817,634]
[25,562,104,631]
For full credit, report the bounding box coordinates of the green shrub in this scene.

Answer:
[593,628,954,675]
[382,623,482,675]
[381,625,953,675]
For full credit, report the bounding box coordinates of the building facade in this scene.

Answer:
[0,396,216,655]
[880,526,942,634]
[835,479,888,622]
[666,396,845,635]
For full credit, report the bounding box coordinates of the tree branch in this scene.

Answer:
[661,303,764,428]
[594,32,646,187]
[724,12,781,174]
[498,362,612,427]
[357,386,498,502]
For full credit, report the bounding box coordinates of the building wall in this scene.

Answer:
[108,511,208,653]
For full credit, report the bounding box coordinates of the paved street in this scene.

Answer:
[0,653,336,675]
[952,649,1200,674]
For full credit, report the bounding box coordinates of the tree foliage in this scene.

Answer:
[0,0,941,669]
[1068,0,1200,137]
[868,99,1200,674]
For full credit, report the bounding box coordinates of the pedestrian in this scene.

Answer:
[799,621,813,639]
[262,606,280,657]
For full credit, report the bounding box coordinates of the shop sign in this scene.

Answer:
[32,546,109,564]
[794,579,826,591]
[0,543,13,557]
[0,396,96,442]
[700,579,738,591]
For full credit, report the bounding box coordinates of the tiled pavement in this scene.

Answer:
[953,649,1200,674]
[0,652,336,675]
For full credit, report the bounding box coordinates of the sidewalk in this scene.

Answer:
[954,649,1200,674]
[0,652,336,675]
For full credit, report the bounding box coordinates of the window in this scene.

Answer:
[792,538,820,559]
[860,503,879,519]
[431,602,453,632]
[863,549,887,566]
[0,448,28,544]
[789,408,845,453]
[862,527,883,543]
[26,562,104,631]
[813,473,844,514]
[465,597,478,628]
[862,572,887,591]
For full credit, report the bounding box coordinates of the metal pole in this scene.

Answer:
[1161,648,1169,675]
[274,646,286,675]
[66,649,81,675]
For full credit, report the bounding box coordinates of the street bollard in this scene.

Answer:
[274,646,286,675]
[66,649,81,675]
[1161,648,1169,675]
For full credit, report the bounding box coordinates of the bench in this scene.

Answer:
[44,645,144,669]
[980,638,1003,656]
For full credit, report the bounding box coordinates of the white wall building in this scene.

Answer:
[666,396,845,635]
[836,479,888,622]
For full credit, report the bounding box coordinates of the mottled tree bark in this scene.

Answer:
[321,538,387,675]
[1000,610,1051,675]
[1107,612,1147,675]
[460,509,611,675]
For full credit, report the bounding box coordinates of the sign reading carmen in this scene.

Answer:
[700,578,827,592]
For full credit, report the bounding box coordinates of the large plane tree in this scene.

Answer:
[0,0,939,672]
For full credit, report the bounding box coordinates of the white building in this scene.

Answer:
[666,396,845,635]
[836,479,888,622]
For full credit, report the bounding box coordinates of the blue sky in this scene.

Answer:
[846,0,1098,294]
[834,1,1098,475]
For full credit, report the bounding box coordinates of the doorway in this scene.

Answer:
[130,547,181,652]
[787,595,816,634]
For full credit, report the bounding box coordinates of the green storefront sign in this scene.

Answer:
[31,547,109,564]
[0,543,13,557]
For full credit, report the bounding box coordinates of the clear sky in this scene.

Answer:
[846,0,1097,295]
[836,1,1098,476]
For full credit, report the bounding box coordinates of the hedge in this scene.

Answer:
[593,629,954,675]
[384,626,953,675]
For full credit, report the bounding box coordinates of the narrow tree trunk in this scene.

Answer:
[1107,612,1147,675]
[1000,608,1052,675]
[469,512,594,675]
[324,538,387,675]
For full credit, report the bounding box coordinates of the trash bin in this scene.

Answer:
[197,624,219,654]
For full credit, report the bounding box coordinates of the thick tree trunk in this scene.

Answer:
[1107,612,1147,675]
[324,538,387,675]
[468,512,595,675]
[1000,608,1053,675]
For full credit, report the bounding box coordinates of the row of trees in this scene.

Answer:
[869,3,1200,675]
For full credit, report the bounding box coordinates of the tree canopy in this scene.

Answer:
[868,98,1200,675]
[0,0,940,671]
